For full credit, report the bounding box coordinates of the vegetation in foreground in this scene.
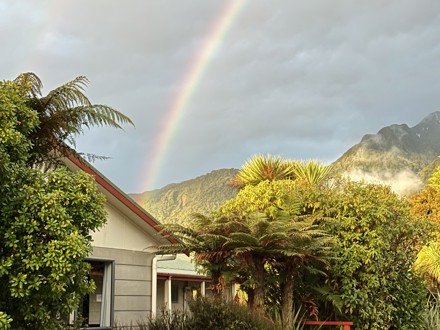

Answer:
[0,73,132,329]
[158,154,440,330]
[115,297,313,330]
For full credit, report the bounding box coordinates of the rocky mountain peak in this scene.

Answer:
[415,111,440,128]
[333,111,440,181]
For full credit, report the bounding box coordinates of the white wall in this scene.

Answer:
[92,203,157,251]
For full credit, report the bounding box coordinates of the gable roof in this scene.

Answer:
[66,155,178,245]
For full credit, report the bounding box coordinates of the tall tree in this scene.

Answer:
[0,78,108,328]
[13,72,134,166]
[158,179,333,328]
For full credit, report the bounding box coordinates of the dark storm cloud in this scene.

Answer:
[1,0,440,191]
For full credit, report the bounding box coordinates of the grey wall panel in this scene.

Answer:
[114,311,150,326]
[114,295,149,311]
[114,279,150,296]
[89,246,155,326]
[115,264,151,281]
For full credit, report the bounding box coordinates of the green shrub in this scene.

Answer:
[424,291,440,330]
[0,311,12,329]
[144,297,273,330]
[146,308,188,330]
[186,297,272,330]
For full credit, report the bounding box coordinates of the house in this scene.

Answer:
[66,156,237,328]
[155,254,239,314]
[155,254,210,314]
[66,156,179,328]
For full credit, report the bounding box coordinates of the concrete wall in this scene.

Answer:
[91,246,154,326]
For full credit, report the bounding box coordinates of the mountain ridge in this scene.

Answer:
[131,111,440,223]
[334,111,440,173]
[131,168,239,224]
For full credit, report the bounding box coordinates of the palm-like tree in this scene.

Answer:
[223,209,332,326]
[231,154,333,188]
[13,72,134,166]
[157,214,233,296]
[414,241,440,288]
[231,154,295,187]
[289,160,333,186]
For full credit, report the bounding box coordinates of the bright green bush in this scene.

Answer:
[322,180,429,329]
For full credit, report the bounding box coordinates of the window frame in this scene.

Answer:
[81,257,115,329]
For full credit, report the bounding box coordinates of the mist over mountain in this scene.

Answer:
[334,111,440,172]
[333,111,440,194]
[131,112,440,223]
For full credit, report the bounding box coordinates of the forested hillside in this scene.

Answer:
[131,169,239,224]
[133,112,440,223]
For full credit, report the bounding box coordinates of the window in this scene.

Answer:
[72,260,113,328]
[171,284,179,304]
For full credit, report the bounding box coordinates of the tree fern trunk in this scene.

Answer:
[281,262,296,329]
[253,258,266,315]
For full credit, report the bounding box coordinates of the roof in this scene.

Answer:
[66,155,178,245]
[157,254,211,281]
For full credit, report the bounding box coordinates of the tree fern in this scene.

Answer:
[13,72,134,166]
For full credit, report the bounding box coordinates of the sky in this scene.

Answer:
[1,0,440,193]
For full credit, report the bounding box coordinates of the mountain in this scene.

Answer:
[130,169,239,224]
[332,111,440,194]
[333,111,440,174]
[132,111,440,223]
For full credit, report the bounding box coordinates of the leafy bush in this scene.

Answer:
[321,180,429,329]
[186,297,272,330]
[146,308,188,330]
[0,311,12,329]
[143,297,273,330]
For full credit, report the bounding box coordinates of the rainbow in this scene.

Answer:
[141,0,247,191]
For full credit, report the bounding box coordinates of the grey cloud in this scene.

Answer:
[1,0,440,191]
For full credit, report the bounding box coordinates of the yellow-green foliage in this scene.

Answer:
[323,179,429,329]
[232,154,296,187]
[429,157,440,191]
[415,242,440,284]
[410,159,440,289]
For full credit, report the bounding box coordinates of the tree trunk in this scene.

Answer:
[245,286,255,309]
[281,262,296,329]
[209,269,223,298]
[253,258,266,315]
